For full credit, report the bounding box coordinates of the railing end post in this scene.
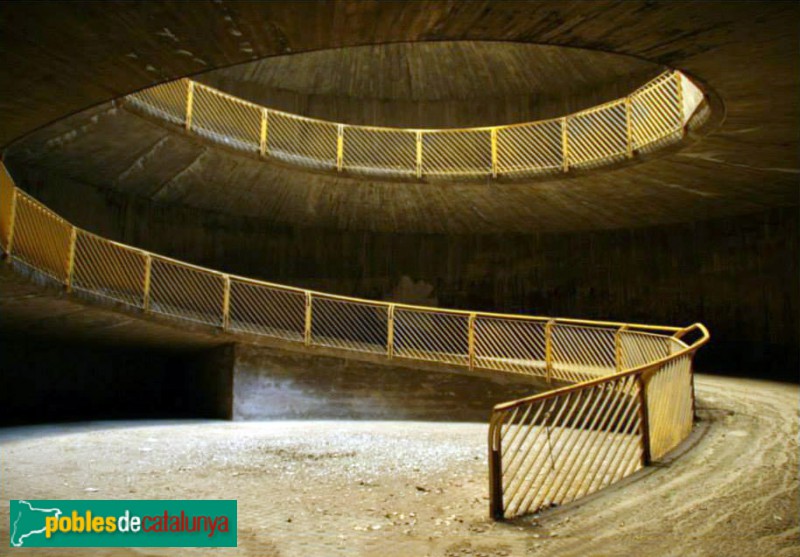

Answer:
[625,97,634,158]
[4,180,18,257]
[636,374,652,467]
[488,418,505,521]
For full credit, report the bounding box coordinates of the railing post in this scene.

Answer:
[625,97,634,158]
[185,81,195,131]
[259,108,268,157]
[614,325,628,372]
[636,373,652,466]
[673,325,698,420]
[561,117,570,172]
[221,274,231,330]
[468,312,477,370]
[386,303,396,359]
[415,131,423,179]
[675,71,686,131]
[336,124,344,172]
[690,361,697,421]
[64,227,78,291]
[488,415,505,519]
[490,128,498,178]
[304,291,313,346]
[142,254,152,311]
[6,186,18,256]
[545,320,556,383]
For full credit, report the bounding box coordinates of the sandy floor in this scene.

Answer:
[0,374,797,556]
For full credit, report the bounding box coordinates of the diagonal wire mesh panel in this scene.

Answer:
[72,231,147,307]
[643,351,694,460]
[619,331,672,370]
[474,316,548,376]
[566,100,628,168]
[268,112,338,169]
[393,307,470,366]
[149,257,225,326]
[0,163,14,253]
[10,192,73,282]
[310,296,389,354]
[422,129,492,177]
[229,279,306,341]
[121,70,698,180]
[491,373,644,519]
[497,119,564,176]
[192,85,261,152]
[342,127,416,177]
[630,71,683,153]
[126,79,189,125]
[551,324,617,383]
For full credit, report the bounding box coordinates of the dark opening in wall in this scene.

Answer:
[0,337,233,426]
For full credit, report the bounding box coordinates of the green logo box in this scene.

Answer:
[9,499,237,547]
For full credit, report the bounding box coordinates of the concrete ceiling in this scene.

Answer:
[0,264,223,352]
[1,1,798,234]
[200,41,658,102]
[3,96,793,234]
[193,41,664,128]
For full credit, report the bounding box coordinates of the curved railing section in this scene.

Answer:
[0,162,708,519]
[124,70,705,180]
[488,323,707,518]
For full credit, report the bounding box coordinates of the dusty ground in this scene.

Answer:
[0,374,797,556]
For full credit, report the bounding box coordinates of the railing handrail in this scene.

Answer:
[180,70,670,134]
[487,321,707,519]
[6,185,688,335]
[491,323,709,413]
[125,69,704,179]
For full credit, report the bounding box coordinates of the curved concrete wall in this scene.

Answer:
[233,343,545,422]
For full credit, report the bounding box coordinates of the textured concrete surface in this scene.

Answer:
[1,2,798,232]
[232,343,542,422]
[8,98,797,235]
[193,41,663,128]
[1,375,797,556]
[0,262,224,352]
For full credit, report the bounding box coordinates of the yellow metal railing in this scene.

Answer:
[0,161,708,520]
[124,70,704,180]
[488,324,707,518]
